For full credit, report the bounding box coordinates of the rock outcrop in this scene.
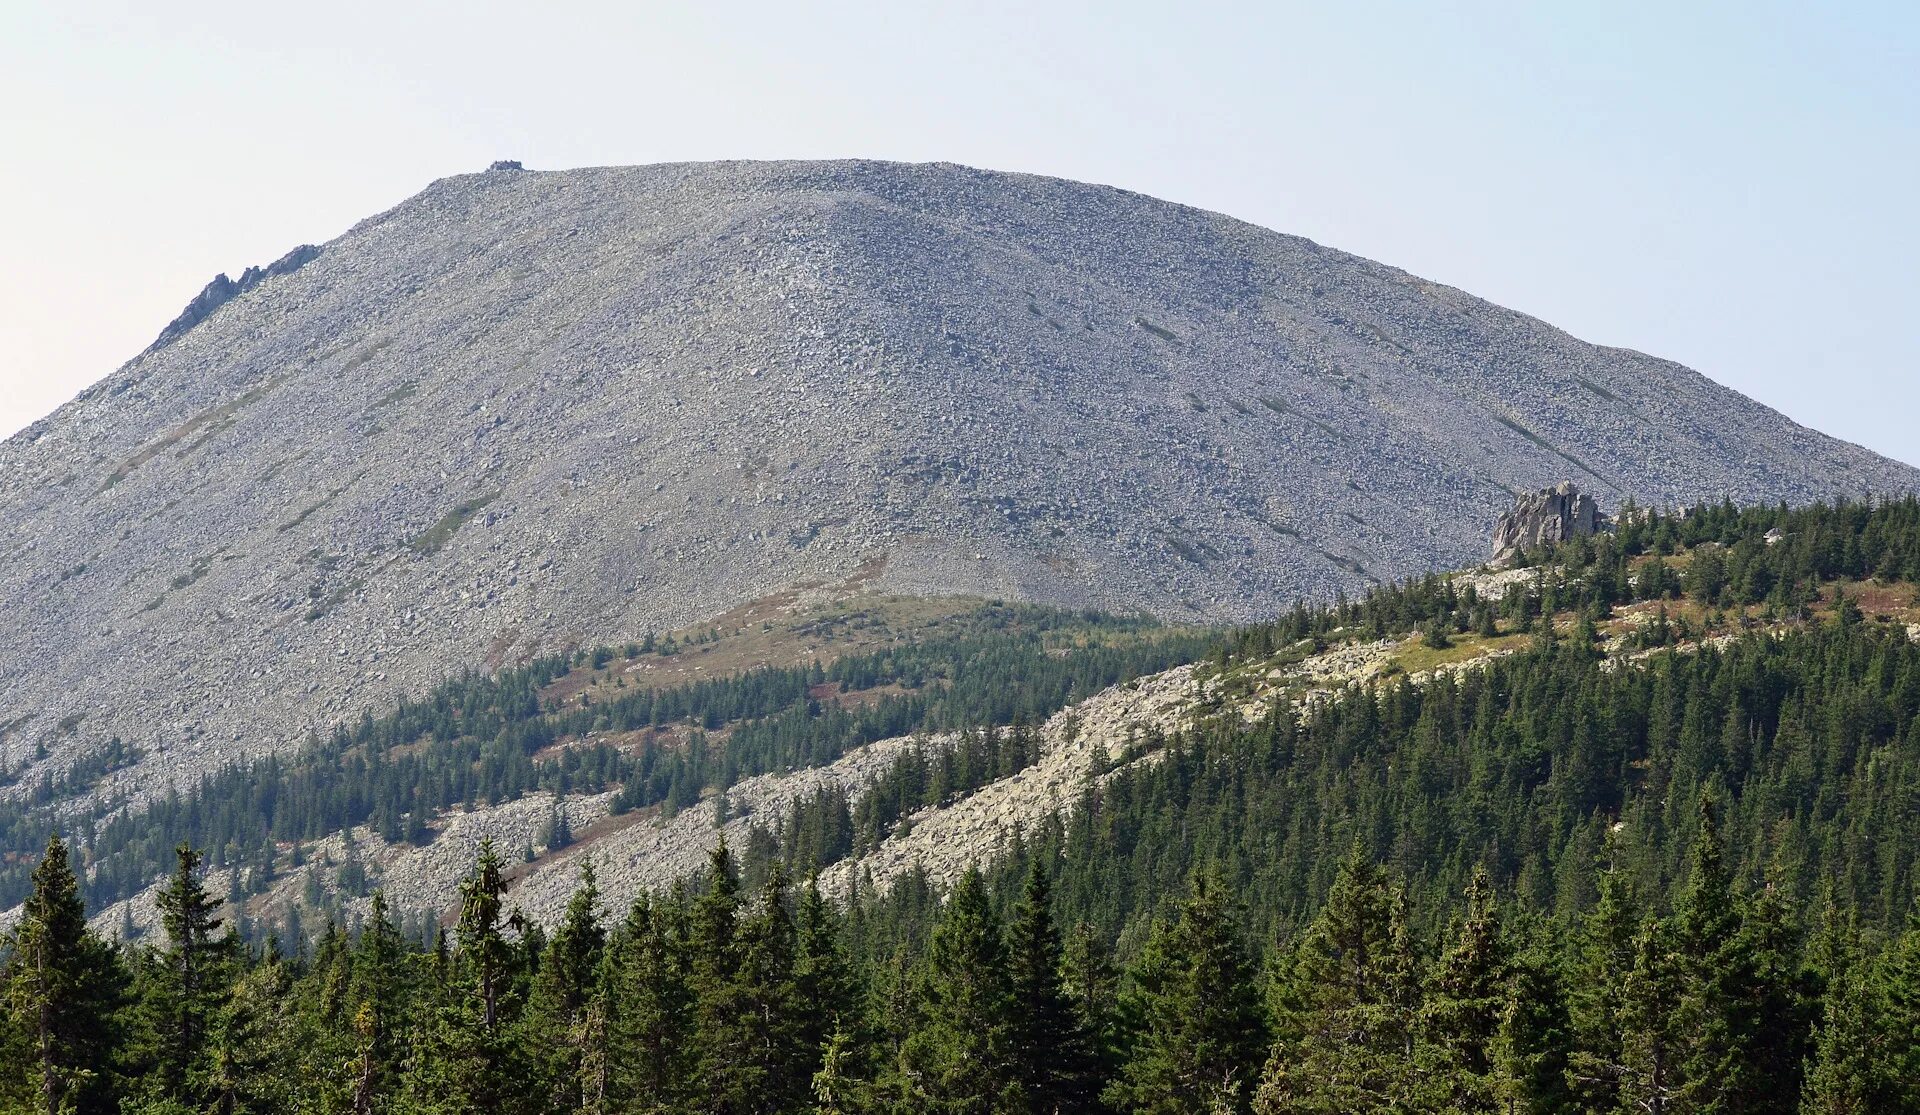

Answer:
[3,160,1916,805]
[1492,482,1603,565]
[143,243,320,354]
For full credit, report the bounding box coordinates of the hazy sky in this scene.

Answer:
[2,2,1915,464]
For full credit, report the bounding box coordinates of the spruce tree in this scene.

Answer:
[1673,792,1793,1115]
[1495,942,1576,1115]
[901,867,1018,1113]
[1255,850,1413,1115]
[609,892,694,1113]
[146,842,239,1105]
[403,838,528,1114]
[1566,845,1639,1111]
[1616,920,1682,1115]
[1801,957,1889,1114]
[689,839,764,1112]
[526,860,605,1113]
[3,834,127,1115]
[794,876,855,1080]
[1420,867,1510,1111]
[1061,921,1122,1094]
[1115,871,1266,1115]
[347,890,409,1115]
[1006,860,1095,1113]
[735,862,809,1114]
[1872,902,1920,1111]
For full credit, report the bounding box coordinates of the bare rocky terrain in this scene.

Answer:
[3,158,1915,803]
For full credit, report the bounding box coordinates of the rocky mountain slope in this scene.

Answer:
[3,159,1915,795]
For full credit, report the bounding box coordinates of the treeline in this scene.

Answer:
[1021,620,1920,947]
[0,606,1213,915]
[7,807,1920,1114]
[1229,496,1920,661]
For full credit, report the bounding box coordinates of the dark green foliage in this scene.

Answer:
[131,842,241,1108]
[900,868,1019,1112]
[2,835,127,1115]
[0,606,1211,918]
[1007,862,1098,1112]
[1109,872,1266,1115]
[4,499,1920,1110]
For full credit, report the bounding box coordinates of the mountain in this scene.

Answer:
[1,159,1913,797]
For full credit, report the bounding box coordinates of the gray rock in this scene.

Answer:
[143,244,321,354]
[1491,482,1603,565]
[2,159,1915,807]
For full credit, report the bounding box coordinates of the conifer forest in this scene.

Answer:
[8,498,1920,1113]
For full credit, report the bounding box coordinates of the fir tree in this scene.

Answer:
[526,860,605,1113]
[1255,850,1413,1115]
[347,890,409,1115]
[609,891,694,1113]
[1006,860,1096,1113]
[403,838,528,1114]
[144,842,239,1105]
[794,876,856,1078]
[3,834,127,1115]
[735,862,809,1114]
[1115,872,1266,1115]
[1673,792,1794,1115]
[900,867,1018,1113]
[1421,867,1510,1111]
[1496,941,1576,1115]
[1616,920,1682,1115]
[1061,921,1122,1094]
[1567,844,1639,1111]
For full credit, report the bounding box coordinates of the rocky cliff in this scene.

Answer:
[3,159,1915,801]
[1491,482,1604,564]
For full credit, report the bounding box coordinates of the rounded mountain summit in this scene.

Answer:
[4,159,1914,781]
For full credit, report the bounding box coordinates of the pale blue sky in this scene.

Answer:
[2,1,1914,464]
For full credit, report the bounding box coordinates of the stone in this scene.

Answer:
[1491,482,1602,565]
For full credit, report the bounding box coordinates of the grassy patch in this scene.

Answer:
[1491,414,1607,484]
[1134,317,1180,343]
[1259,396,1340,439]
[408,493,500,555]
[1576,377,1619,402]
[98,379,283,492]
[1391,632,1530,675]
[375,382,419,409]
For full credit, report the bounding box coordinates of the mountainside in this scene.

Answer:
[2,159,1914,794]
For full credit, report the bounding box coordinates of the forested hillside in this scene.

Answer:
[5,497,1920,1112]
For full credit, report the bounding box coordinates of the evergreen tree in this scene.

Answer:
[143,842,239,1106]
[1255,850,1413,1115]
[1115,872,1266,1115]
[1673,793,1802,1115]
[2,834,127,1115]
[1801,957,1888,1114]
[348,890,409,1115]
[1061,921,1122,1097]
[1421,867,1510,1112]
[1871,904,1920,1112]
[609,891,694,1113]
[794,876,855,1083]
[1567,846,1640,1112]
[526,860,605,1113]
[1496,941,1576,1115]
[1006,860,1096,1113]
[1616,920,1683,1115]
[209,948,299,1115]
[735,862,809,1114]
[900,868,1018,1113]
[403,838,528,1114]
